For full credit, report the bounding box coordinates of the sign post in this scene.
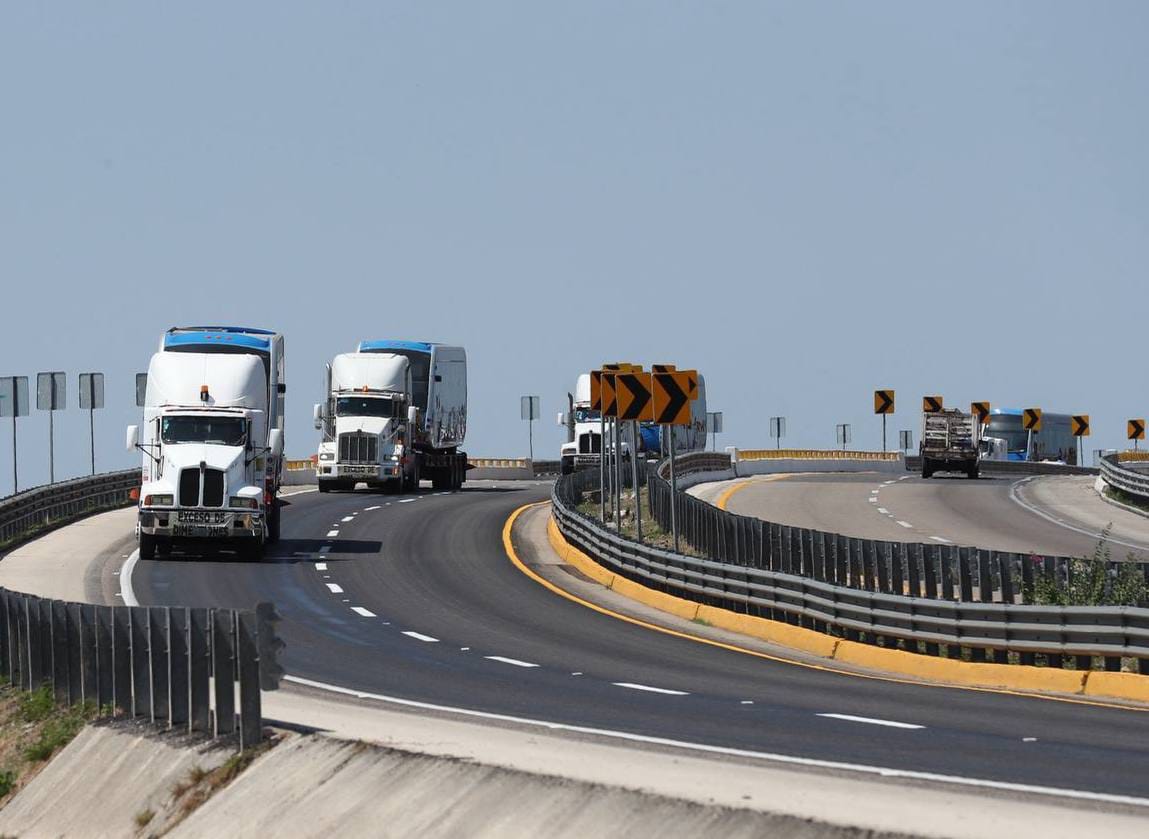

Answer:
[1130,419,1146,452]
[1070,415,1090,467]
[769,416,786,450]
[617,369,652,542]
[601,368,621,530]
[0,377,30,492]
[79,373,105,475]
[653,369,698,553]
[706,412,723,451]
[520,395,540,462]
[36,372,66,484]
[874,390,895,452]
[836,423,852,451]
[899,429,913,453]
[590,371,605,523]
[1023,408,1042,461]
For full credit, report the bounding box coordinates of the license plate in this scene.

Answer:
[177,511,227,524]
[172,525,229,538]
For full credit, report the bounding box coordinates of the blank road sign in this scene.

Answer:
[706,412,723,433]
[37,372,66,411]
[971,402,990,424]
[1071,415,1090,437]
[136,373,148,408]
[922,395,943,413]
[836,424,852,445]
[899,430,913,450]
[770,416,786,439]
[0,376,30,418]
[79,373,105,410]
[1129,420,1146,441]
[520,395,540,421]
[874,390,895,415]
[1023,408,1042,432]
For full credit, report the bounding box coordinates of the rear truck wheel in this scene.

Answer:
[921,459,933,479]
[267,501,281,543]
[139,532,157,560]
[561,456,574,476]
[406,459,421,492]
[454,458,465,489]
[968,465,980,480]
[318,480,332,493]
[242,538,264,562]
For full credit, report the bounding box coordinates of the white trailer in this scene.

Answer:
[128,327,286,561]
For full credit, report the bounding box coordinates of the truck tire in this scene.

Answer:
[405,460,421,492]
[454,458,465,489]
[139,532,157,561]
[921,460,933,479]
[267,502,281,543]
[968,465,980,480]
[561,457,574,476]
[318,480,332,493]
[242,539,264,562]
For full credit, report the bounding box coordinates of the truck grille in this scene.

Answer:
[578,433,602,455]
[339,433,378,464]
[178,468,226,507]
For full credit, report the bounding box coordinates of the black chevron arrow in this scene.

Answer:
[1130,420,1145,440]
[655,373,689,425]
[619,374,651,421]
[875,390,893,414]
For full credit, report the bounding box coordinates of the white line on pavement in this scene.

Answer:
[485,655,540,668]
[877,507,889,514]
[341,516,354,522]
[402,631,439,643]
[315,562,327,571]
[326,530,339,538]
[364,505,381,511]
[398,498,417,504]
[612,682,689,696]
[929,536,953,544]
[868,498,878,503]
[818,713,924,730]
[350,606,376,617]
[897,521,914,529]
[326,583,344,594]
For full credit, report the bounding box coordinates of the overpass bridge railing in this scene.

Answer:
[553,452,1149,674]
[1101,453,1149,503]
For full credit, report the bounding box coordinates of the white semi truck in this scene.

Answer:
[315,340,467,492]
[559,372,707,474]
[127,327,286,561]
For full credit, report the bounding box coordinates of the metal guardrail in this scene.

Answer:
[1101,453,1149,501]
[738,449,901,462]
[0,470,139,547]
[553,465,1149,672]
[0,588,273,748]
[906,456,1099,477]
[1119,451,1149,463]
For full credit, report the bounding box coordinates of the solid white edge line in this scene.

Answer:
[818,713,924,730]
[121,549,140,607]
[613,682,689,696]
[484,655,540,668]
[402,631,439,643]
[1009,477,1149,552]
[280,674,1149,810]
[350,606,376,618]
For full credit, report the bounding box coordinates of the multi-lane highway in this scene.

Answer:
[710,472,1149,558]
[114,478,1149,804]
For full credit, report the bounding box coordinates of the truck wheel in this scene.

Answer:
[968,466,980,480]
[406,461,421,492]
[561,457,574,476]
[243,539,265,562]
[921,460,933,479]
[267,503,281,543]
[318,480,332,493]
[454,459,465,489]
[139,532,157,561]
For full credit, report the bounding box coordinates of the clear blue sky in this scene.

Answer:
[1,3,1146,492]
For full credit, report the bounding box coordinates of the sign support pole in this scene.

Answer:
[11,415,16,494]
[600,413,606,524]
[89,404,96,476]
[668,428,679,553]
[1027,429,1033,462]
[49,409,54,484]
[630,421,642,543]
[882,414,887,453]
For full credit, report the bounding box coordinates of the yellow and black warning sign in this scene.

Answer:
[652,371,697,426]
[1129,419,1146,441]
[971,402,990,424]
[922,395,943,413]
[616,372,653,421]
[601,371,618,418]
[874,390,895,415]
[1023,408,1042,432]
[1071,415,1090,437]
[590,371,602,412]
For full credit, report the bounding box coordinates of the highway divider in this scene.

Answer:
[552,454,1149,689]
[0,470,138,550]
[1101,453,1149,503]
[731,448,904,476]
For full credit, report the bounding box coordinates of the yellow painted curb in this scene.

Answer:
[696,606,839,658]
[538,512,1149,708]
[1083,671,1149,703]
[714,474,790,511]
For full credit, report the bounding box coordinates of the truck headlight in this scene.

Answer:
[143,494,173,507]
[230,496,259,509]
[319,452,334,461]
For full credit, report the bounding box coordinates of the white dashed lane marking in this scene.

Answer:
[613,682,689,696]
[326,583,344,594]
[485,656,540,668]
[341,516,354,522]
[930,536,953,544]
[326,530,339,538]
[818,713,924,730]
[315,562,328,571]
[365,505,382,511]
[877,507,890,514]
[402,631,440,643]
[351,607,376,618]
[896,521,913,529]
[398,498,417,504]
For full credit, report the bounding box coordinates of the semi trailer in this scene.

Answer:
[128,326,286,560]
[315,340,467,492]
[920,408,980,479]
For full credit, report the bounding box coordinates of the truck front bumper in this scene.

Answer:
[316,462,402,480]
[139,508,264,540]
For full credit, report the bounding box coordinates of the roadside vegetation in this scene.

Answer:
[1026,526,1148,608]
[577,489,701,555]
[0,681,97,805]
[1102,485,1149,515]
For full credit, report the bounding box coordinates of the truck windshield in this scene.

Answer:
[575,408,601,423]
[336,396,396,418]
[162,416,248,446]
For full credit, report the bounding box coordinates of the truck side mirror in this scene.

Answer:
[556,412,566,427]
[268,429,284,459]
[313,402,323,430]
[126,425,139,451]
[407,406,418,427]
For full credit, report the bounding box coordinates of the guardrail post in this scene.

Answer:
[237,611,262,749]
[861,541,875,593]
[189,608,211,734]
[37,599,53,689]
[25,597,43,691]
[51,600,69,703]
[836,535,849,590]
[80,605,98,705]
[64,604,82,704]
[148,608,170,723]
[213,610,236,736]
[891,544,905,597]
[130,607,151,717]
[0,593,9,681]
[112,607,132,714]
[12,594,27,690]
[96,606,113,712]
[876,543,891,595]
[168,608,189,727]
